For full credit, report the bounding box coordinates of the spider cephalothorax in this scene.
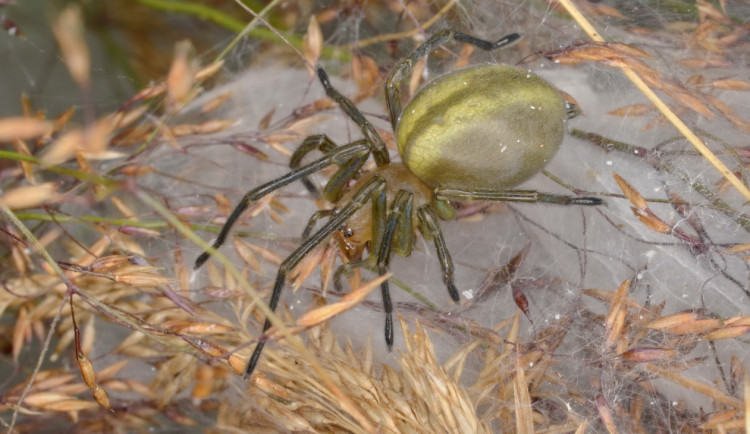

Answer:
[195,30,602,378]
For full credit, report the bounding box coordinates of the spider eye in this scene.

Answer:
[343,228,354,238]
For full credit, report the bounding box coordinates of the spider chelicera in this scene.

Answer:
[195,30,603,378]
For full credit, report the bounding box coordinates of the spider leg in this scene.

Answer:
[316,67,390,167]
[301,209,333,240]
[373,190,414,350]
[245,175,386,378]
[417,206,460,302]
[194,141,370,269]
[393,193,414,257]
[434,187,603,206]
[333,259,369,293]
[321,149,368,202]
[385,30,521,131]
[289,135,339,197]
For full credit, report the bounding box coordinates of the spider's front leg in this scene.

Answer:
[316,67,390,167]
[289,134,339,197]
[244,175,386,378]
[194,141,371,269]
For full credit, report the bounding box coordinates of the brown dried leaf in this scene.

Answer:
[40,128,82,166]
[0,117,53,141]
[13,139,35,184]
[608,42,652,58]
[92,385,113,411]
[200,92,231,114]
[96,360,129,381]
[23,392,74,408]
[303,15,322,68]
[514,347,534,434]
[549,54,587,65]
[511,282,531,324]
[191,365,215,400]
[723,243,750,253]
[669,87,714,118]
[51,5,89,88]
[620,347,677,363]
[570,45,622,61]
[659,317,722,335]
[89,255,131,273]
[0,182,58,210]
[113,105,148,129]
[725,316,750,326]
[78,355,96,389]
[632,208,672,234]
[194,119,234,135]
[352,54,379,97]
[646,363,743,408]
[647,312,700,329]
[318,243,337,294]
[247,243,283,266]
[608,104,654,117]
[163,320,234,335]
[119,164,156,177]
[232,239,261,273]
[114,272,173,288]
[195,60,223,81]
[604,279,629,346]
[704,325,750,340]
[166,40,196,107]
[582,288,647,311]
[612,172,647,210]
[12,306,30,364]
[41,398,99,412]
[228,354,245,375]
[706,78,750,91]
[289,245,325,290]
[595,394,617,433]
[268,274,388,338]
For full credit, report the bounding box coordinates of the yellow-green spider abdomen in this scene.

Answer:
[397,64,567,190]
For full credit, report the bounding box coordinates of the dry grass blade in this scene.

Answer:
[0,117,53,141]
[514,345,534,434]
[619,347,677,363]
[612,172,646,210]
[604,279,629,346]
[51,4,89,88]
[645,363,743,409]
[303,15,322,69]
[166,40,196,108]
[595,394,618,434]
[0,183,58,210]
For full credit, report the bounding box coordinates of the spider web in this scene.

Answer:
[174,2,749,429]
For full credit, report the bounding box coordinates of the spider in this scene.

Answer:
[195,30,603,378]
